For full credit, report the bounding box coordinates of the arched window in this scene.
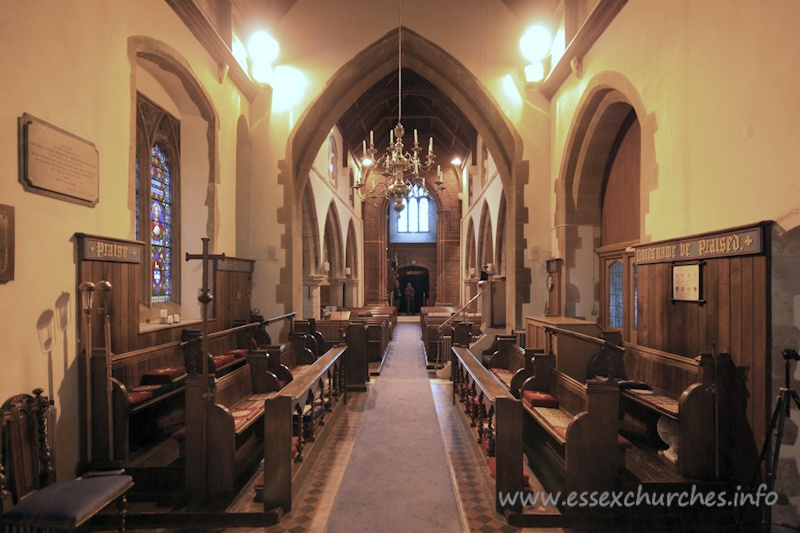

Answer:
[397,184,429,233]
[136,92,180,305]
[149,144,173,302]
[389,184,436,244]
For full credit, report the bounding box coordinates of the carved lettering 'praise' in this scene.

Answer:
[634,224,764,265]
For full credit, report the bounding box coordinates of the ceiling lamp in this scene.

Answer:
[352,6,444,212]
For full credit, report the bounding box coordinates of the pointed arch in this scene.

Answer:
[345,219,358,278]
[128,36,221,244]
[477,200,494,270]
[302,185,320,277]
[465,218,476,278]
[323,202,345,278]
[280,26,531,326]
[495,192,507,277]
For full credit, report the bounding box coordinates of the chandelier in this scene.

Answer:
[352,21,444,212]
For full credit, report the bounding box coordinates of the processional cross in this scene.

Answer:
[185,237,225,394]
[185,237,224,492]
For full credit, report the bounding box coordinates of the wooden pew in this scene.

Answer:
[262,346,347,514]
[520,352,622,495]
[107,324,254,463]
[611,345,732,480]
[451,346,524,516]
[316,311,392,375]
[484,336,543,398]
[182,363,276,492]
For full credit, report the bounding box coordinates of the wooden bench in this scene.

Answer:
[181,362,279,493]
[261,346,348,514]
[606,345,732,480]
[107,326,252,462]
[1,389,134,532]
[484,336,542,398]
[520,353,622,495]
[451,346,525,516]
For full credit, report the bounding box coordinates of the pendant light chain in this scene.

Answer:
[398,0,402,124]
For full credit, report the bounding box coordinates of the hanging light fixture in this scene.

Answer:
[352,1,444,212]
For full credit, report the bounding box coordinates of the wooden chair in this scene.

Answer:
[1,389,133,532]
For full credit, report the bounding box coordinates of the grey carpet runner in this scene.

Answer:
[326,323,463,532]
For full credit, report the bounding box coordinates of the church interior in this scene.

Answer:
[2,0,800,531]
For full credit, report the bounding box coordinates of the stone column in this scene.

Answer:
[328,277,345,308]
[303,275,324,320]
[344,278,359,307]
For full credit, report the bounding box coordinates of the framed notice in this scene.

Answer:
[672,263,703,303]
[18,113,99,206]
[0,204,14,282]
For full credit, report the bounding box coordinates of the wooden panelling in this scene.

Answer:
[633,251,769,478]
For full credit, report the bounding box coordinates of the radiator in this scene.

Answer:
[515,329,526,348]
[439,335,452,366]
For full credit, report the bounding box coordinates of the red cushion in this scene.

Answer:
[554,426,568,441]
[212,354,236,369]
[226,349,249,359]
[128,390,153,405]
[522,390,559,409]
[131,383,171,397]
[141,366,187,384]
[618,434,633,449]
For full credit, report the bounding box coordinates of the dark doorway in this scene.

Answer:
[398,266,429,315]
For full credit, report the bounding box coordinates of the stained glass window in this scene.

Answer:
[609,260,623,329]
[150,143,173,303]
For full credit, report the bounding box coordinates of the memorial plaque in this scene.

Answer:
[18,113,99,206]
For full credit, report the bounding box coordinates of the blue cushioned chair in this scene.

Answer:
[0,389,134,531]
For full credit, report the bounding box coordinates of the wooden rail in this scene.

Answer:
[262,346,347,514]
[451,346,523,515]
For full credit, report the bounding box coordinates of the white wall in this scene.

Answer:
[0,0,249,477]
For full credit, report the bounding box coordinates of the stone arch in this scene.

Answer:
[301,184,320,277]
[555,72,652,320]
[280,26,530,326]
[128,36,221,245]
[477,200,494,270]
[465,218,476,278]
[323,201,345,279]
[496,192,507,277]
[345,219,358,278]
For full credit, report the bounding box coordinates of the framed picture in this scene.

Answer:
[0,204,14,283]
[672,263,702,303]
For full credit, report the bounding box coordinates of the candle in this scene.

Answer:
[173,313,180,323]
[370,130,374,146]
[160,309,168,319]
[167,315,174,324]
[414,129,418,144]
[437,164,441,176]
[429,137,434,154]
[390,130,394,144]
[363,140,367,154]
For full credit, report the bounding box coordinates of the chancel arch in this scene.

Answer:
[281,26,529,325]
